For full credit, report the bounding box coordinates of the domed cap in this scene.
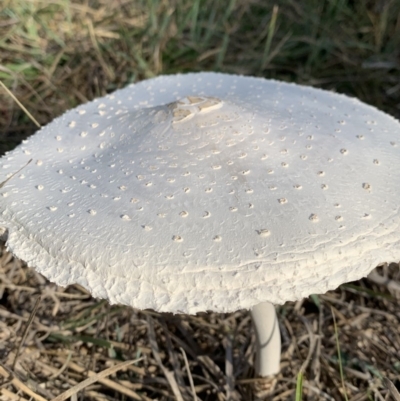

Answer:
[1,73,400,313]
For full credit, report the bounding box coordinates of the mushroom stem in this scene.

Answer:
[251,301,281,377]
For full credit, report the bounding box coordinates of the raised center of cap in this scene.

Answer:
[169,96,223,123]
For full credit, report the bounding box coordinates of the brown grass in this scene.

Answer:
[0,244,399,400]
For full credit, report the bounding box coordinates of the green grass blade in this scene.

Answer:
[295,371,303,401]
[331,307,349,401]
[261,5,279,69]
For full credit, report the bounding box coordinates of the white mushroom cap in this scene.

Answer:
[1,73,400,314]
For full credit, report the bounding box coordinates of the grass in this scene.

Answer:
[0,0,400,399]
[1,0,399,150]
[332,307,349,401]
[295,371,303,401]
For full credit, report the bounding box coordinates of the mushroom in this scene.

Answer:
[1,73,400,377]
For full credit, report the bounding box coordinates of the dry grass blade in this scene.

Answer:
[297,315,317,375]
[0,159,32,189]
[180,347,197,401]
[0,81,40,128]
[51,358,142,401]
[47,352,72,380]
[54,357,146,400]
[383,378,400,401]
[147,315,184,401]
[0,365,47,401]
[12,295,41,371]
[1,387,30,401]
[159,319,188,396]
[86,19,115,81]
[224,333,236,400]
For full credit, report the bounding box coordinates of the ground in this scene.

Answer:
[0,1,400,400]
